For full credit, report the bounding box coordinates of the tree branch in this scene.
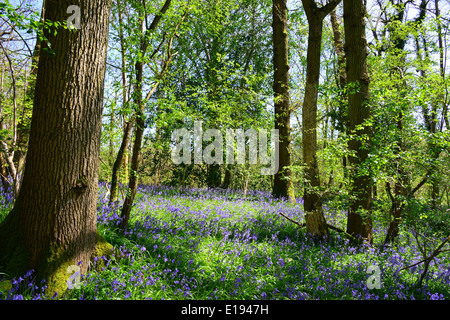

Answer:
[320,0,342,18]
[277,211,360,243]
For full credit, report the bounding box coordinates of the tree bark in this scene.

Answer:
[301,0,342,239]
[330,9,350,187]
[272,0,295,203]
[109,120,133,203]
[330,9,346,88]
[0,63,7,190]
[0,0,112,294]
[343,0,373,243]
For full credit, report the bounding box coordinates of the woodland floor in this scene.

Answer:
[0,183,449,300]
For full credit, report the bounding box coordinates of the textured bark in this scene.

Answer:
[109,120,133,204]
[0,65,7,190]
[330,9,349,185]
[330,9,346,87]
[343,0,373,243]
[272,0,295,203]
[301,0,341,239]
[302,17,323,222]
[0,152,8,190]
[0,0,112,292]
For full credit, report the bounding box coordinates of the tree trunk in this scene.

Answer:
[344,0,373,243]
[206,163,222,188]
[109,0,131,204]
[12,35,41,188]
[0,147,10,191]
[109,120,133,203]
[330,9,346,88]
[119,0,174,229]
[302,7,324,238]
[301,0,341,238]
[302,16,325,236]
[330,9,349,191]
[383,1,410,244]
[0,0,112,294]
[221,164,232,189]
[0,65,8,190]
[272,0,295,203]
[120,43,145,229]
[384,180,407,244]
[430,0,445,210]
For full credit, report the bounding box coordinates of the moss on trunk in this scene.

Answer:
[0,217,113,298]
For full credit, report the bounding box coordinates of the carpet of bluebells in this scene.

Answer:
[0,182,449,300]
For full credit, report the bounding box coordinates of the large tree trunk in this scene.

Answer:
[272,0,295,203]
[343,0,373,243]
[0,0,112,294]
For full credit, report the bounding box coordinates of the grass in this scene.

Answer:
[0,182,449,300]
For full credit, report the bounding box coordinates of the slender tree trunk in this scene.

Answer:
[383,1,412,244]
[0,64,8,190]
[330,8,350,190]
[1,40,20,198]
[302,17,326,237]
[120,0,174,229]
[0,150,8,190]
[384,109,409,244]
[330,9,346,87]
[120,107,144,230]
[109,120,133,203]
[430,0,445,209]
[344,0,373,243]
[243,165,250,197]
[206,163,222,188]
[120,14,145,229]
[109,0,130,204]
[301,0,341,238]
[0,0,112,294]
[272,0,295,203]
[12,8,44,188]
[221,164,232,189]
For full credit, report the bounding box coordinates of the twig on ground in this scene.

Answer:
[276,211,360,243]
[400,235,450,287]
